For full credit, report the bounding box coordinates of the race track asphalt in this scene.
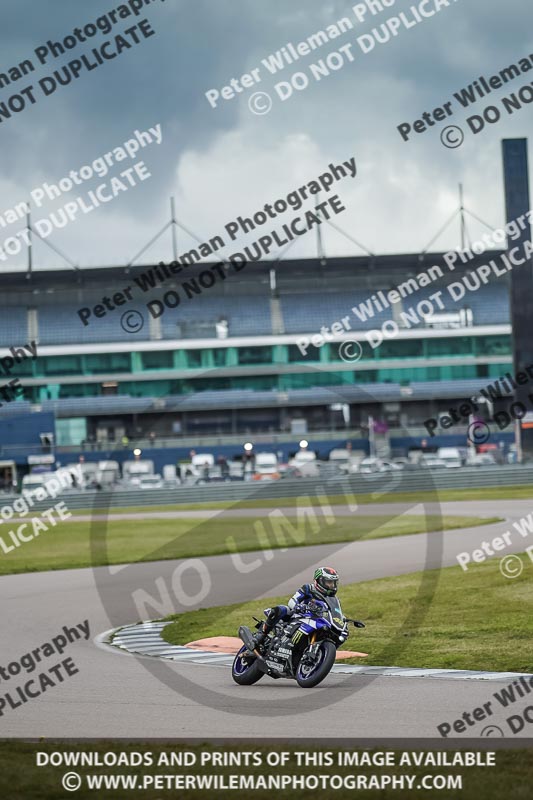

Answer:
[1,497,532,739]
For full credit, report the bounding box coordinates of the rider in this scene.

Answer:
[253,566,340,648]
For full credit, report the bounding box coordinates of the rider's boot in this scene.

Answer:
[252,623,271,649]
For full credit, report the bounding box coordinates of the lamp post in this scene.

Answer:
[243,442,253,480]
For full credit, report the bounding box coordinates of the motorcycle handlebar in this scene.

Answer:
[295,601,318,612]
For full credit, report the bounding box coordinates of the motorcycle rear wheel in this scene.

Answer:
[231,645,264,685]
[296,640,336,688]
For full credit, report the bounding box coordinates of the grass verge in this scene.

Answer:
[69,482,533,515]
[162,552,533,674]
[0,514,498,576]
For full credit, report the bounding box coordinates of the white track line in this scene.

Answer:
[101,622,533,682]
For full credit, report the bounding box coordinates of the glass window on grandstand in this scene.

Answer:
[237,347,272,365]
[288,345,319,362]
[58,384,98,398]
[212,349,227,367]
[83,354,131,374]
[141,351,174,370]
[187,350,202,368]
[475,335,511,356]
[425,337,474,356]
[42,356,82,375]
[374,340,423,358]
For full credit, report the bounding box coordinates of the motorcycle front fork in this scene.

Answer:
[301,640,322,664]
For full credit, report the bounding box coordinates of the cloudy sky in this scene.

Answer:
[0,0,531,270]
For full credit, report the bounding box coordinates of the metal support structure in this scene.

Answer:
[20,188,502,277]
[368,415,375,458]
[502,138,533,458]
[419,184,497,259]
[315,193,325,263]
[322,218,376,257]
[170,196,178,261]
[26,206,32,278]
[127,200,210,268]
[24,202,79,276]
[459,183,466,250]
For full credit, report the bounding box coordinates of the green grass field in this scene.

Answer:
[0,514,498,575]
[162,552,533,674]
[71,482,533,516]
[1,742,531,800]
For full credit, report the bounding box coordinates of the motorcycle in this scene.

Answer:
[232,596,365,688]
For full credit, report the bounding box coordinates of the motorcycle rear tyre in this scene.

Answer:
[231,646,264,685]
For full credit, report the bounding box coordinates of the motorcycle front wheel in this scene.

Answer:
[231,645,264,685]
[295,640,336,688]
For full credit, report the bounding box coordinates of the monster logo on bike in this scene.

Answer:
[232,568,365,689]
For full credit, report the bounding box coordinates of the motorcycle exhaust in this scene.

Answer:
[238,626,283,677]
[238,625,263,660]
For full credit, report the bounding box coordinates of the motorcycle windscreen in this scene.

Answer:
[325,596,345,629]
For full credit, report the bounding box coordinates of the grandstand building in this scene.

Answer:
[0,251,512,469]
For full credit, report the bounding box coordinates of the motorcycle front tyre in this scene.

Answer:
[296,640,337,688]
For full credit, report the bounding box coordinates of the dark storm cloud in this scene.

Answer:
[0,0,272,235]
[0,0,530,267]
